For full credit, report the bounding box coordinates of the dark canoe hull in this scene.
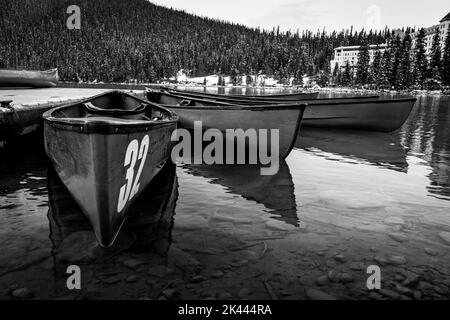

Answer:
[0,68,59,88]
[302,98,417,132]
[47,161,178,261]
[164,100,305,160]
[44,91,178,247]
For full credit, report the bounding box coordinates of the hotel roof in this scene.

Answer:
[440,12,450,22]
[334,44,387,51]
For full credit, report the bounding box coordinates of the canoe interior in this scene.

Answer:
[45,90,178,134]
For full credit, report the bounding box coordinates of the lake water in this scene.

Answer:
[0,88,449,300]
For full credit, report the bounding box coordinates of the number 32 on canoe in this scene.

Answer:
[117,135,149,212]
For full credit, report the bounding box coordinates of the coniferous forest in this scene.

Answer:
[1,0,449,89]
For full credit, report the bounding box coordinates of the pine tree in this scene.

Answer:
[429,29,441,80]
[370,49,382,88]
[380,48,392,89]
[397,33,413,89]
[342,60,352,86]
[412,28,428,89]
[390,35,402,88]
[441,27,450,87]
[356,40,370,85]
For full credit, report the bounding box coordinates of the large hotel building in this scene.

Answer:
[330,12,450,71]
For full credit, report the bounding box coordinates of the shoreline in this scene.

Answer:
[55,82,450,96]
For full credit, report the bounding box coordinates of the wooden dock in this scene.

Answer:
[0,88,144,142]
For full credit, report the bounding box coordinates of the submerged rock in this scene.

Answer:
[315,275,329,286]
[384,216,407,226]
[305,289,336,300]
[388,232,409,243]
[237,288,251,299]
[148,265,170,278]
[168,246,202,274]
[11,288,33,299]
[334,254,346,263]
[438,232,450,245]
[379,289,399,299]
[211,271,224,278]
[123,259,145,269]
[389,256,407,266]
[424,247,438,256]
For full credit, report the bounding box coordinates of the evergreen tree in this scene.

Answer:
[429,29,441,80]
[412,28,428,89]
[342,60,352,86]
[441,27,450,87]
[356,40,370,85]
[370,49,382,88]
[390,35,402,88]
[397,33,413,89]
[332,62,339,85]
[380,48,392,89]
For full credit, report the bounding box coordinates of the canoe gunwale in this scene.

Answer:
[164,87,319,100]
[161,103,308,111]
[43,90,178,134]
[152,90,308,110]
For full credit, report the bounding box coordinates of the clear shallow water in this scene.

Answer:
[0,89,449,300]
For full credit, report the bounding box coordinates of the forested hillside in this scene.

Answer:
[0,0,388,83]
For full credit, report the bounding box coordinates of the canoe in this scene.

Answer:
[149,89,415,132]
[301,98,417,132]
[43,90,178,247]
[148,88,379,105]
[47,161,178,255]
[159,87,319,103]
[146,89,307,161]
[0,68,59,88]
[163,87,319,100]
[185,160,298,226]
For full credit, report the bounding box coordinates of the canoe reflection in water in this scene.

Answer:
[184,159,299,227]
[47,161,178,270]
[296,128,408,172]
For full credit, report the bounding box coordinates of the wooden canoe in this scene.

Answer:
[148,88,380,105]
[47,161,178,255]
[164,87,319,101]
[301,98,417,132]
[43,90,178,247]
[159,87,318,103]
[0,68,59,88]
[149,89,415,132]
[146,89,306,160]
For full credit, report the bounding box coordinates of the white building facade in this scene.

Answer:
[411,12,450,55]
[329,44,387,71]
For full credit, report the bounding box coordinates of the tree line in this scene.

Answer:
[332,28,450,90]
[0,0,449,90]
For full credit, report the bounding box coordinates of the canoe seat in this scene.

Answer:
[84,102,147,115]
[178,99,194,106]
